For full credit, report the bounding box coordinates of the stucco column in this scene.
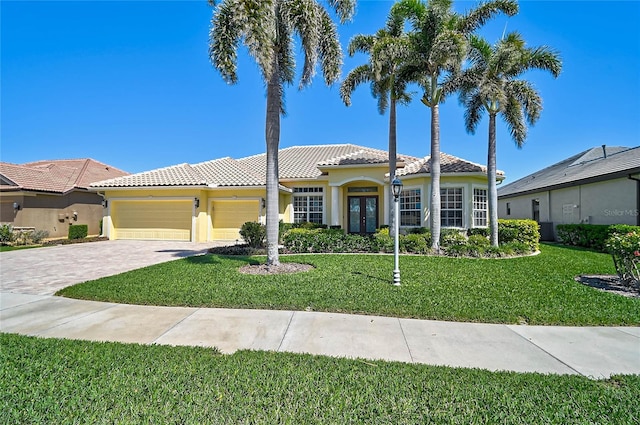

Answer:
[331,186,339,226]
[383,184,390,226]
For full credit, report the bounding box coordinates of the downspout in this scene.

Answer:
[628,174,640,226]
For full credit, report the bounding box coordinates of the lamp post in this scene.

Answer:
[391,177,403,286]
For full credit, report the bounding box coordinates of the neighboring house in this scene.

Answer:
[0,159,129,239]
[91,144,502,242]
[497,145,640,240]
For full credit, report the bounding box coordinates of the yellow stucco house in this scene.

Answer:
[91,144,500,242]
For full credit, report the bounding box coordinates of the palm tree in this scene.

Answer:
[208,0,355,266]
[339,12,412,235]
[391,0,518,252]
[459,32,561,246]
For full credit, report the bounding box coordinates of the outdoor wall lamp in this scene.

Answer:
[391,177,403,286]
[13,202,21,211]
[72,211,78,221]
[194,198,200,208]
[101,199,108,208]
[261,198,266,209]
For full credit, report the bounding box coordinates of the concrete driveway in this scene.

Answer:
[0,240,224,295]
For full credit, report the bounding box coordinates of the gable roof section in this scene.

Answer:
[397,153,502,177]
[238,144,419,179]
[0,159,128,194]
[90,144,491,188]
[498,145,640,198]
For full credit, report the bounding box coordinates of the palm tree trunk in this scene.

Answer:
[388,95,397,237]
[488,113,499,247]
[265,52,281,266]
[430,103,441,253]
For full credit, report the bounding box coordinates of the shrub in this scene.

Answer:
[400,233,430,254]
[467,234,490,247]
[239,222,266,248]
[557,224,640,252]
[408,227,430,234]
[68,224,88,240]
[373,232,393,253]
[467,227,489,237]
[282,228,379,254]
[440,229,467,247]
[30,229,49,244]
[0,224,14,245]
[605,231,640,287]
[498,219,539,251]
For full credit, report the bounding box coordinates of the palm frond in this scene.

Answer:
[327,0,356,24]
[339,64,373,106]
[503,95,527,147]
[463,92,485,134]
[458,0,518,33]
[209,1,243,84]
[507,80,542,125]
[348,34,375,56]
[317,6,343,86]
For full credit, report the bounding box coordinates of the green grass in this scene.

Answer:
[1,334,638,424]
[0,244,41,252]
[57,243,640,325]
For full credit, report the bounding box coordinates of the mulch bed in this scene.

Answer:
[575,275,640,298]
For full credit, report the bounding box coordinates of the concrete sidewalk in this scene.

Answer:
[2,292,638,379]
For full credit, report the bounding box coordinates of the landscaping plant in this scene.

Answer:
[606,231,640,287]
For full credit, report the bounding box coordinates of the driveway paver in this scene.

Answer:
[0,240,222,295]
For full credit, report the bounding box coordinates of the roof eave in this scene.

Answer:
[498,168,640,199]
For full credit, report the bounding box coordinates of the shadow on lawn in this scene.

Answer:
[183,254,261,266]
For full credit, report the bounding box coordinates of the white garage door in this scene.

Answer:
[112,200,192,241]
[211,200,260,240]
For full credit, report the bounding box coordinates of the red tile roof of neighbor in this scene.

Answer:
[0,159,129,194]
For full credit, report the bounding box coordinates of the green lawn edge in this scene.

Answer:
[2,334,638,424]
[57,243,640,326]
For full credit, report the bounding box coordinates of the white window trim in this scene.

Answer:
[398,185,423,228]
[292,187,326,225]
[471,185,489,228]
[440,185,465,229]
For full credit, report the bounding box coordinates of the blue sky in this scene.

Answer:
[2,0,639,184]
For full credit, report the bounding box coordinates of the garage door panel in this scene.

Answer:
[211,200,259,240]
[113,201,191,241]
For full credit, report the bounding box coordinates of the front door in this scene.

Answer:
[348,196,378,234]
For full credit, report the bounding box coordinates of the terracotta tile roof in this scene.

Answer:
[193,157,264,186]
[0,159,128,194]
[397,153,502,177]
[236,144,419,179]
[498,145,640,197]
[92,163,207,188]
[90,144,489,188]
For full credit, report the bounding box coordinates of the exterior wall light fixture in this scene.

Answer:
[13,202,21,211]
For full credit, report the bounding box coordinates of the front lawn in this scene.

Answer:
[2,334,638,424]
[0,245,41,252]
[57,244,640,326]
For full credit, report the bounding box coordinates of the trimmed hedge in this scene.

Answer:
[281,222,538,257]
[239,222,266,248]
[498,219,539,251]
[68,224,88,240]
[557,224,640,252]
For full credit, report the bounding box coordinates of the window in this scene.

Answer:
[506,202,511,216]
[399,188,421,226]
[441,187,463,227]
[293,187,324,224]
[473,188,488,227]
